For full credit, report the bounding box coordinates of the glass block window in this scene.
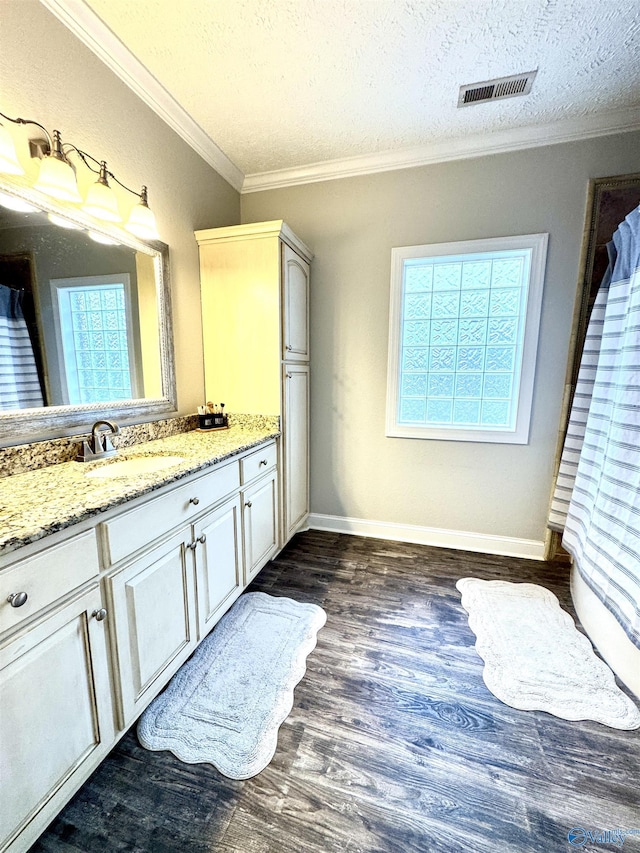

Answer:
[386,234,548,443]
[51,274,137,405]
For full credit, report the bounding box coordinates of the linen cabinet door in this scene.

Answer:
[282,242,310,362]
[194,494,242,639]
[0,587,113,853]
[242,472,279,585]
[283,363,310,542]
[106,530,197,729]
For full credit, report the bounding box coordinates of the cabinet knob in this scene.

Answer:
[7,591,28,608]
[187,540,198,550]
[245,501,252,508]
[286,344,293,351]
[197,534,207,544]
[92,608,108,621]
[189,497,200,506]
[286,372,292,379]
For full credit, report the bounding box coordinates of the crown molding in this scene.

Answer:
[242,105,640,193]
[37,1,640,197]
[195,219,313,261]
[39,0,245,192]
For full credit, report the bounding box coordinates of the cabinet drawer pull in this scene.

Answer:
[259,459,268,467]
[92,608,108,621]
[189,497,200,506]
[197,534,207,545]
[7,591,28,608]
[245,501,252,508]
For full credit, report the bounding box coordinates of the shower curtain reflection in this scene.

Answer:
[0,284,44,409]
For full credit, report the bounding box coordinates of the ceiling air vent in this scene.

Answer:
[458,70,537,107]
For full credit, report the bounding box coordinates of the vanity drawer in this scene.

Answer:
[240,442,277,484]
[102,461,240,566]
[0,530,100,634]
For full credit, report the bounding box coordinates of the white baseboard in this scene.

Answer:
[307,513,545,560]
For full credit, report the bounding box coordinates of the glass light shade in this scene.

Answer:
[83,179,122,223]
[88,230,120,246]
[0,191,38,213]
[48,212,83,229]
[0,124,25,175]
[34,155,82,203]
[125,201,160,241]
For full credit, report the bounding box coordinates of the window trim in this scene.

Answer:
[385,233,548,444]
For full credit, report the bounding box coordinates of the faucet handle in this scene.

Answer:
[76,440,96,462]
[76,420,120,463]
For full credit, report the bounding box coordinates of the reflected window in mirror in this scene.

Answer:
[51,274,138,405]
[0,181,175,445]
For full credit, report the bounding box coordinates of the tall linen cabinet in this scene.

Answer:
[195,221,312,547]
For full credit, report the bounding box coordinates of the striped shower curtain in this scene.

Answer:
[0,284,44,410]
[549,205,640,650]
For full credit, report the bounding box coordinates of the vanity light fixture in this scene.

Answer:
[0,111,80,202]
[47,212,83,229]
[0,190,39,213]
[82,160,122,223]
[0,120,25,175]
[33,129,83,203]
[124,185,159,241]
[88,230,120,246]
[0,107,160,241]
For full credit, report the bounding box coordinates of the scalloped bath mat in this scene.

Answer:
[137,592,326,778]
[456,578,640,730]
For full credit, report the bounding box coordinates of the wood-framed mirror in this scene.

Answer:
[547,172,640,559]
[0,178,176,447]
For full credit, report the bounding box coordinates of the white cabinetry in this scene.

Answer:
[283,363,310,541]
[194,494,242,638]
[242,470,279,584]
[0,438,279,853]
[196,220,312,547]
[0,534,113,853]
[103,450,276,730]
[282,241,310,361]
[105,530,197,728]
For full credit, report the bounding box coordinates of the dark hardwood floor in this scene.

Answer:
[30,531,640,853]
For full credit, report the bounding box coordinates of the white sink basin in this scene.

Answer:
[85,455,185,479]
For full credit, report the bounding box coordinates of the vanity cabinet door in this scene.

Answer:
[282,242,310,362]
[242,471,279,585]
[193,494,242,639]
[0,586,113,853]
[106,530,197,729]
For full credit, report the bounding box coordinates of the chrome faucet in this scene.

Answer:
[76,420,120,462]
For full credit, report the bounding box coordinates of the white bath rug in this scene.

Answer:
[137,592,326,778]
[456,578,640,730]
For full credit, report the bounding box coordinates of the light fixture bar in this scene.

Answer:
[0,105,161,241]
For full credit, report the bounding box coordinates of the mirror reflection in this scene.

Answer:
[0,201,164,413]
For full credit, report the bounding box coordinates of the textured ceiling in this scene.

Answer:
[78,0,640,180]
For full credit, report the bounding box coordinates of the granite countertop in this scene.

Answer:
[0,424,279,556]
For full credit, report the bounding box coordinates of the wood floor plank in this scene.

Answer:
[28,531,640,853]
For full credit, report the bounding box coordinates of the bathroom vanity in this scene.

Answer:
[0,425,280,853]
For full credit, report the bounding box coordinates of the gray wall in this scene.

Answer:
[0,0,239,416]
[243,133,640,545]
